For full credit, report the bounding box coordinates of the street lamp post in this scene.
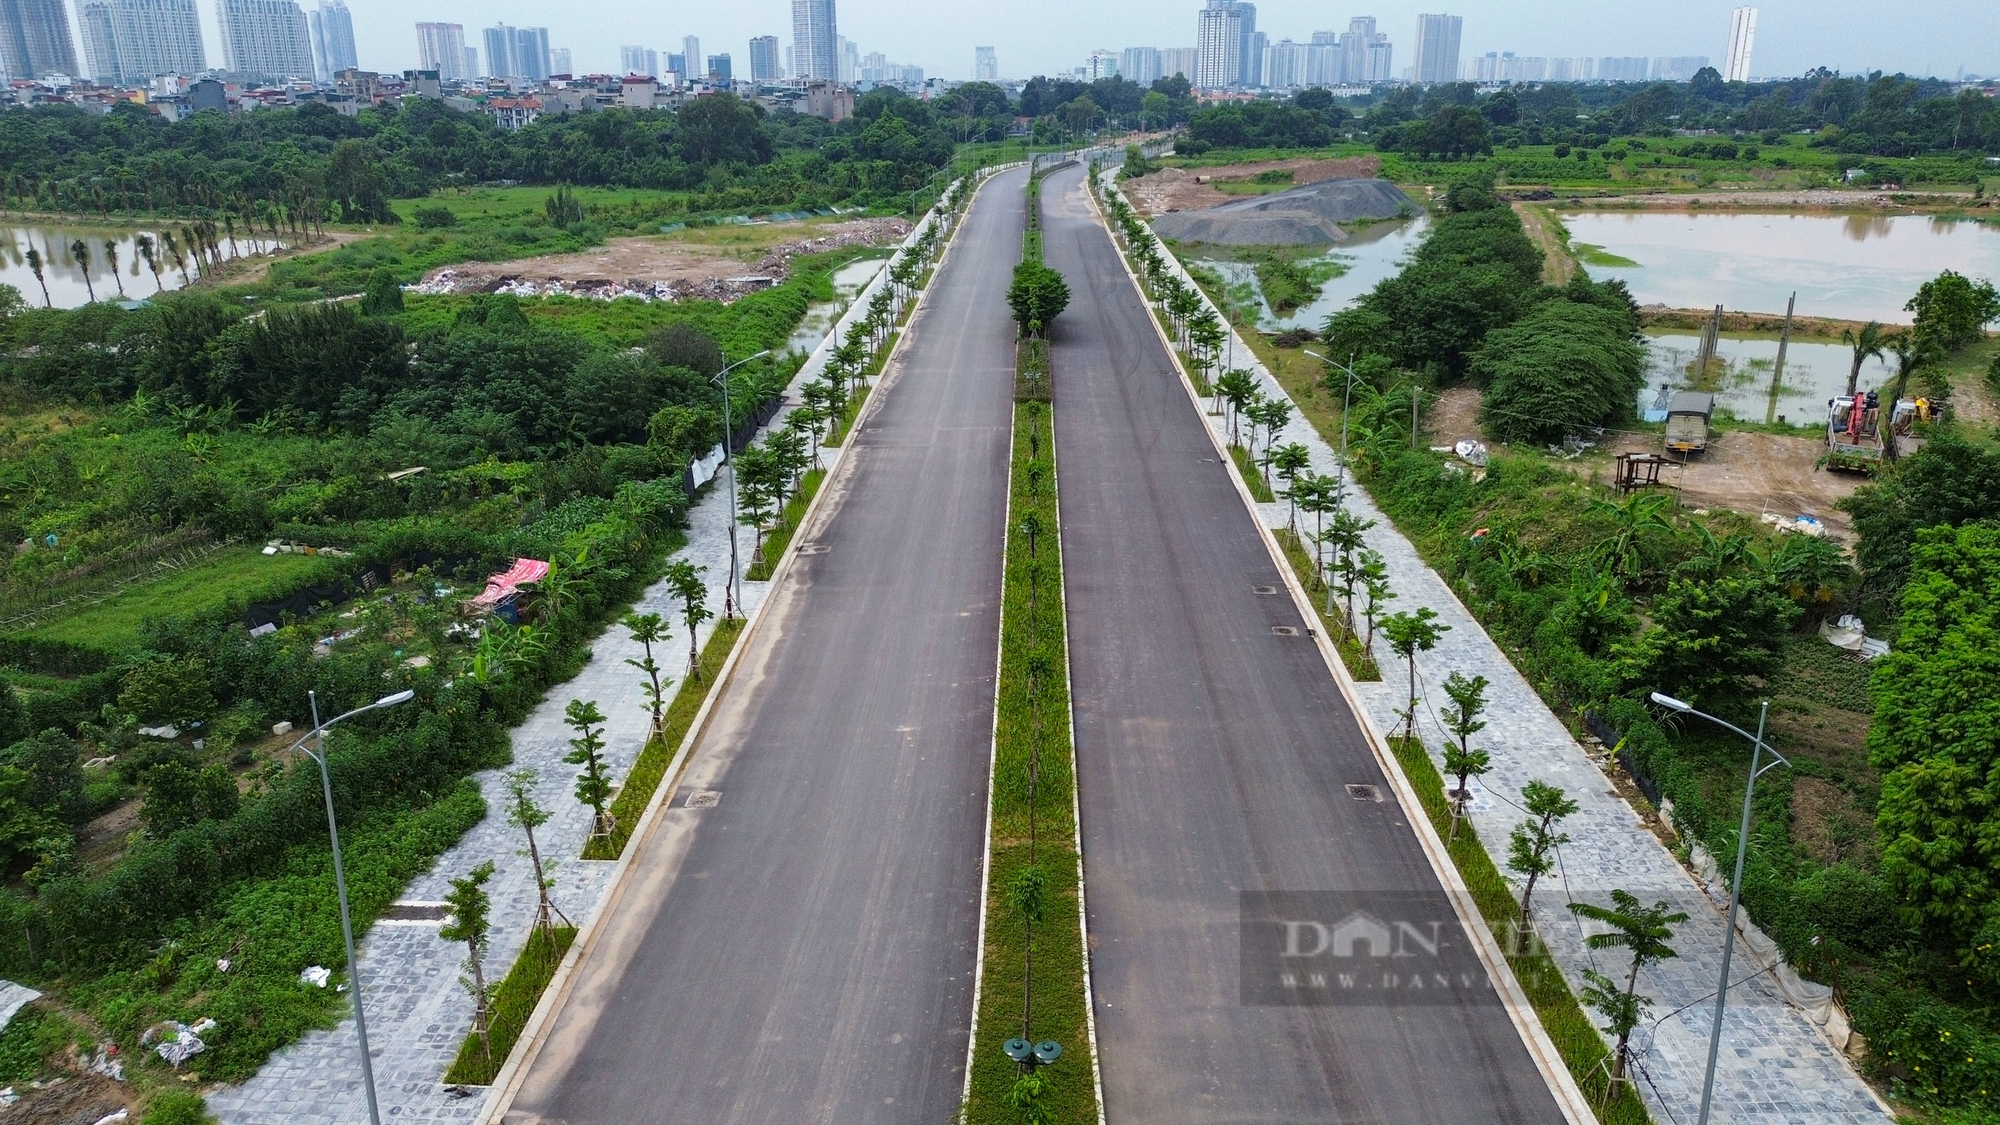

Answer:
[1648,691,1790,1125]
[1302,349,1362,503]
[295,688,416,1125]
[711,349,773,621]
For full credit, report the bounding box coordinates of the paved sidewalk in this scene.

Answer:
[206,207,946,1124]
[1102,172,1892,1125]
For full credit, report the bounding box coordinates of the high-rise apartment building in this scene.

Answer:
[975,45,997,81]
[1262,38,1305,88]
[681,36,699,76]
[308,0,356,81]
[1088,48,1118,81]
[791,0,837,81]
[749,35,780,81]
[217,0,315,80]
[707,53,730,81]
[1412,13,1461,84]
[549,47,568,75]
[1651,55,1709,81]
[1,0,79,77]
[1598,56,1649,82]
[483,24,549,81]
[839,37,858,83]
[1339,17,1391,84]
[620,44,656,76]
[1723,5,1755,82]
[1161,46,1196,81]
[415,21,464,82]
[1194,0,1246,88]
[1546,57,1594,81]
[1119,47,1158,85]
[78,0,204,83]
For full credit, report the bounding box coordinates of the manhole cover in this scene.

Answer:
[684,790,721,809]
[798,544,831,555]
[1252,585,1277,595]
[380,902,448,922]
[1345,784,1384,802]
[1271,625,1300,636]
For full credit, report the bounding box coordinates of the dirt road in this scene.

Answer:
[1126,156,1383,217]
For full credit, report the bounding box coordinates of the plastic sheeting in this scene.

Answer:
[1687,842,1851,1051]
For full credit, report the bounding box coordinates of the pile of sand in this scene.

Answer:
[1150,179,1415,246]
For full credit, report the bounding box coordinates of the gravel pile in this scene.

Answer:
[1151,178,1414,246]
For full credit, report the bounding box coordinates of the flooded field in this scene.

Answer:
[1193,215,1429,331]
[1638,331,1902,424]
[2,224,282,308]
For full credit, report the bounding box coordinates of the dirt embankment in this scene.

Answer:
[1126,156,1383,217]
[413,216,910,302]
[1511,203,1577,285]
[1544,188,1988,213]
[1638,307,1895,336]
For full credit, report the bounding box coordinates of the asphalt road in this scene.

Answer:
[1041,165,1565,1123]
[499,167,1026,1125]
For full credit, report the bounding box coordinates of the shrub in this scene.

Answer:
[412,205,457,230]
[1472,301,1646,443]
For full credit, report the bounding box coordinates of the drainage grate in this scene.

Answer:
[798,544,831,555]
[1345,784,1384,802]
[683,790,721,809]
[1271,625,1300,636]
[1252,585,1278,595]
[379,902,448,923]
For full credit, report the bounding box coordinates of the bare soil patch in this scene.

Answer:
[1426,385,1484,446]
[194,231,365,287]
[1788,774,1878,868]
[0,1072,128,1125]
[414,216,909,301]
[1601,429,1862,540]
[1128,156,1383,217]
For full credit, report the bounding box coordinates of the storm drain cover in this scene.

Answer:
[798,544,831,555]
[1253,585,1278,595]
[1271,625,1300,636]
[380,902,448,922]
[684,790,721,809]
[1346,784,1384,802]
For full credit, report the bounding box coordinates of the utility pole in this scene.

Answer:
[1768,291,1795,424]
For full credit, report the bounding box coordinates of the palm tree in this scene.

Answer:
[1881,333,1931,461]
[1840,321,1886,397]
[102,239,126,297]
[23,247,50,307]
[70,239,95,302]
[1566,890,1688,1080]
[136,234,164,292]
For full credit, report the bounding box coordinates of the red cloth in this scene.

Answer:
[470,558,550,607]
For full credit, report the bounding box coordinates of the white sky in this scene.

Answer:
[171,0,2000,83]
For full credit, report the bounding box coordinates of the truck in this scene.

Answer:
[1663,392,1715,454]
[1825,391,1916,471]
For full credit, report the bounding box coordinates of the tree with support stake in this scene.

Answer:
[502,769,564,936]
[1507,779,1578,932]
[439,861,497,1061]
[564,699,614,840]
[1380,606,1447,742]
[1439,671,1491,844]
[1568,890,1687,1083]
[622,613,670,732]
[664,560,711,678]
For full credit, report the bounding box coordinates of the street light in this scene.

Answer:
[712,349,773,621]
[1647,691,1790,1125]
[293,688,416,1125]
[1302,348,1362,502]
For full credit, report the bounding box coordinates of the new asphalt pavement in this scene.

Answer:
[496,167,1026,1125]
[1041,163,1566,1123]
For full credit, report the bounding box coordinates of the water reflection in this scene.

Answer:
[1191,214,1430,331]
[1639,332,1900,424]
[785,255,888,355]
[1561,211,2000,322]
[2,224,283,309]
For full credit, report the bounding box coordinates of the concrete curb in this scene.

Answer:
[1078,165,1597,1125]
[478,171,994,1125]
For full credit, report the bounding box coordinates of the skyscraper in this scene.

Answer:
[217,0,315,80]
[1340,17,1391,84]
[1161,46,1196,82]
[975,45,997,81]
[1194,0,1245,89]
[1412,12,1461,84]
[1119,47,1158,85]
[549,47,568,74]
[682,36,699,76]
[620,44,657,76]
[415,21,464,82]
[749,35,779,81]
[0,0,79,77]
[1724,6,1756,82]
[839,37,858,82]
[78,0,205,83]
[791,0,837,81]
[308,0,356,81]
[483,24,549,81]
[706,53,729,82]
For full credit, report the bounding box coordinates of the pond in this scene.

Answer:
[1,224,283,309]
[1561,211,2000,322]
[785,253,890,356]
[1192,215,1429,332]
[1638,331,1904,425]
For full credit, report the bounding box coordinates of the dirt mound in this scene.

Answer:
[1151,179,1414,246]
[1125,155,1382,216]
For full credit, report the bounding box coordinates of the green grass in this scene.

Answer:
[442,923,578,1086]
[584,615,746,861]
[15,547,338,649]
[821,383,872,446]
[1572,243,1640,268]
[744,467,826,582]
[1385,734,1653,1125]
[1227,443,1276,502]
[965,401,1095,1125]
[1272,527,1381,681]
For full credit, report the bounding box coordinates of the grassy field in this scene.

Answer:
[965,400,1095,1125]
[15,547,337,649]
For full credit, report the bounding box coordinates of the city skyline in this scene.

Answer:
[5,0,1997,83]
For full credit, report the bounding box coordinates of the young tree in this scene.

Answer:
[1440,671,1491,844]
[1216,370,1258,446]
[564,699,613,839]
[502,768,559,934]
[622,613,670,731]
[1567,890,1688,1080]
[1380,606,1447,742]
[734,446,779,559]
[1359,555,1394,651]
[1508,780,1578,927]
[439,860,497,1059]
[664,560,712,676]
[1269,443,1312,520]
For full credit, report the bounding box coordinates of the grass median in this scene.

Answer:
[443,924,578,1086]
[745,467,826,581]
[964,399,1097,1125]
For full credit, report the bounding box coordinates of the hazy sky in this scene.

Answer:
[179,0,1999,83]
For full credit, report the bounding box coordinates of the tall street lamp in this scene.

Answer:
[712,349,772,621]
[294,688,416,1125]
[1648,691,1790,1125]
[1302,348,1362,503]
